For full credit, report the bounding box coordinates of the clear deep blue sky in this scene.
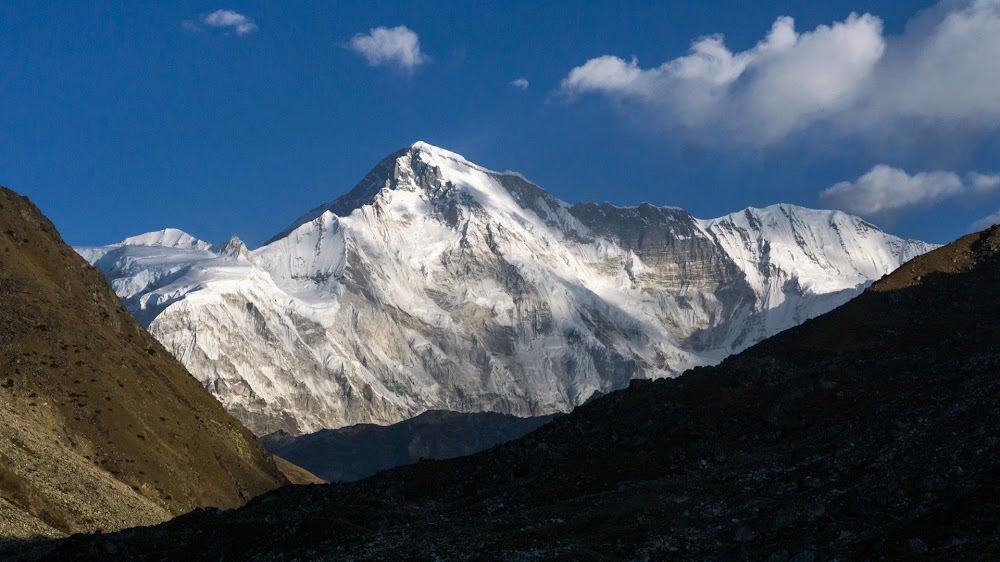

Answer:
[3,1,998,247]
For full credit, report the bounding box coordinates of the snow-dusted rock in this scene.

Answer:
[77,143,936,435]
[121,228,213,251]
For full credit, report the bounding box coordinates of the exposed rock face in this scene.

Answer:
[262,410,555,482]
[78,143,934,436]
[31,225,1000,561]
[218,236,254,262]
[0,187,286,540]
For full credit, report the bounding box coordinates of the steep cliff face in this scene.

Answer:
[79,143,934,436]
[0,187,285,540]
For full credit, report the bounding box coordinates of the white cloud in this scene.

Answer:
[969,172,1000,193]
[348,26,428,70]
[510,78,529,90]
[970,209,1000,231]
[873,0,1000,125]
[201,9,258,35]
[560,1,1000,146]
[820,165,1000,216]
[561,14,884,144]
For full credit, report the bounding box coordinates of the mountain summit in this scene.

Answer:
[79,143,935,435]
[266,142,465,242]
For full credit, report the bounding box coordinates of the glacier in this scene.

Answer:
[78,142,936,435]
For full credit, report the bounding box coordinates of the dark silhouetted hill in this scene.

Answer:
[262,410,555,482]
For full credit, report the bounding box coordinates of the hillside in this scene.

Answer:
[0,187,286,540]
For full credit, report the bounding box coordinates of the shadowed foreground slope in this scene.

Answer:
[26,226,1000,559]
[0,187,285,540]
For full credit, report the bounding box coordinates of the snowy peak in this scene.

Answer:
[219,236,254,262]
[409,140,475,164]
[700,204,934,293]
[265,147,408,243]
[120,228,213,251]
[78,144,939,437]
[266,142,542,244]
[75,228,217,284]
[701,203,877,237]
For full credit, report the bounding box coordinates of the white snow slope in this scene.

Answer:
[78,142,936,435]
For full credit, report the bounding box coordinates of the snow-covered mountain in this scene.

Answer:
[78,142,935,435]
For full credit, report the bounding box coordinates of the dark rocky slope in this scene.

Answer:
[0,187,286,540]
[262,410,555,482]
[22,226,1000,559]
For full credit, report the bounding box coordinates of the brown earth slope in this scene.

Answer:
[0,187,285,539]
[18,226,1000,560]
[271,457,326,486]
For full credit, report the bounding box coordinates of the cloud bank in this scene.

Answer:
[348,26,428,70]
[560,0,1000,146]
[820,165,1000,217]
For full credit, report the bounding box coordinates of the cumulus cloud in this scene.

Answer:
[560,14,883,144]
[348,26,428,70]
[559,0,1000,146]
[510,78,530,90]
[970,209,1000,231]
[199,9,258,35]
[820,165,1000,216]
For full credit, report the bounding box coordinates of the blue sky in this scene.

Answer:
[3,1,1000,247]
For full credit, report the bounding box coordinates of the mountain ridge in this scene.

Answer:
[77,142,936,436]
